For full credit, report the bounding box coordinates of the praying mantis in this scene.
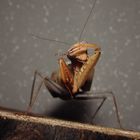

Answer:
[28,0,123,128]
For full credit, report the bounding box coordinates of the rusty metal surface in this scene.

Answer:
[0,107,140,140]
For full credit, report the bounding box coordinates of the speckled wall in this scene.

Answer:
[0,0,140,131]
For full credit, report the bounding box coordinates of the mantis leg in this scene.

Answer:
[74,90,123,129]
[59,58,74,96]
[27,70,45,112]
[81,68,95,92]
[73,43,101,93]
[27,70,70,113]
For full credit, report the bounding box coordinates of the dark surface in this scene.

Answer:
[0,107,140,140]
[0,117,137,140]
[0,0,140,131]
[0,120,46,140]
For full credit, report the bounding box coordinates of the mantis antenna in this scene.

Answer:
[30,0,98,45]
[29,33,71,46]
[78,0,97,42]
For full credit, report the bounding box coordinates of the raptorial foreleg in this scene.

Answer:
[73,43,101,93]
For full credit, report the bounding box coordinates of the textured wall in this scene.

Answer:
[0,0,140,131]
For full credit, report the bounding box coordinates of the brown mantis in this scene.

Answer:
[28,0,123,128]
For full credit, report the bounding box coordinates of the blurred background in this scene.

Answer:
[0,0,140,131]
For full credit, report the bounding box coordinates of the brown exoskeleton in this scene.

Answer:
[28,42,122,128]
[28,0,123,128]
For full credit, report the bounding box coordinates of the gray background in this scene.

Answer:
[0,0,140,131]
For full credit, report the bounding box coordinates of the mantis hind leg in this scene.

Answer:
[74,91,123,129]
